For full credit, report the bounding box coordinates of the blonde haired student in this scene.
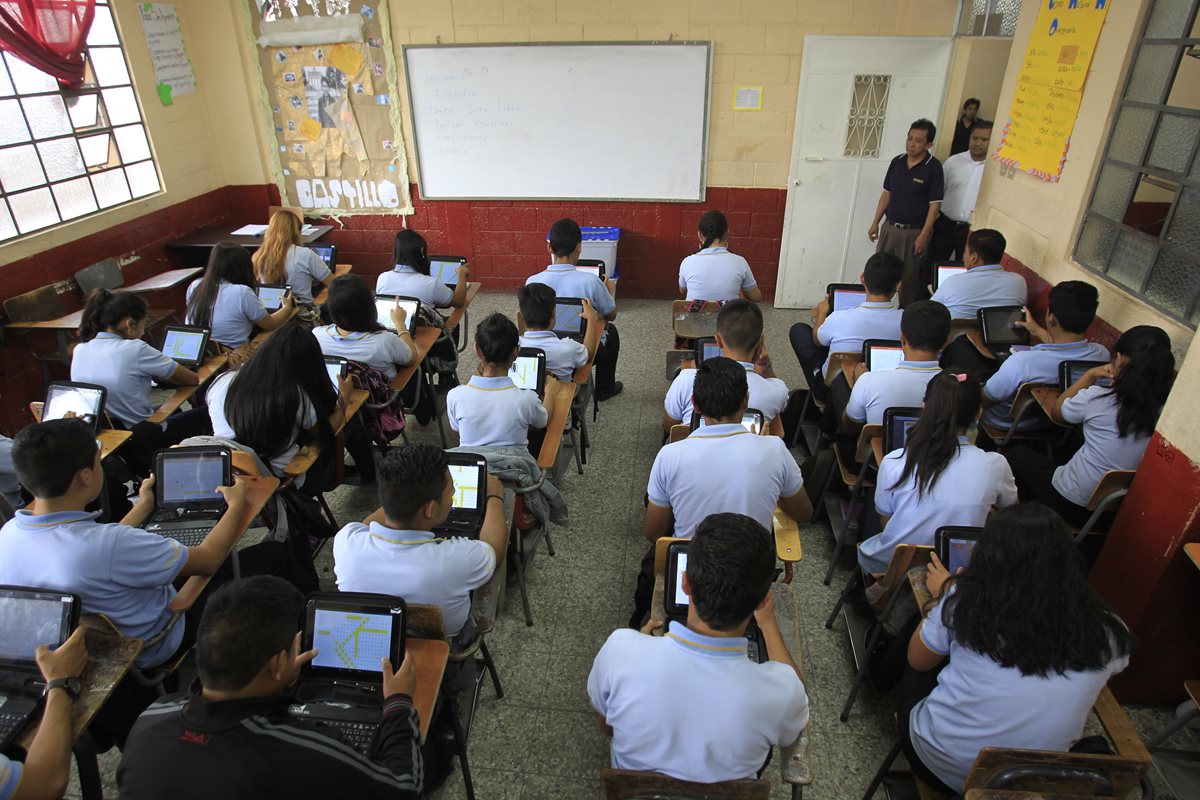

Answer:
[251,211,331,325]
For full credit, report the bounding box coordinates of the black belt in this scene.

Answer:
[939,213,970,228]
[886,220,923,230]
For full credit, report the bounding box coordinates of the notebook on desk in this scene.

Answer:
[663,541,763,662]
[306,243,337,269]
[827,283,867,313]
[144,446,231,548]
[552,298,587,342]
[509,348,547,398]
[432,452,488,537]
[161,325,211,369]
[289,592,406,755]
[0,586,80,751]
[863,340,904,373]
[44,381,106,433]
[375,295,421,335]
[428,255,466,288]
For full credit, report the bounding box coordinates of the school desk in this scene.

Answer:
[146,353,228,424]
[311,263,353,305]
[125,267,203,293]
[389,326,440,393]
[537,377,578,480]
[407,638,449,742]
[671,300,720,340]
[165,224,333,253]
[284,389,369,477]
[1030,386,1072,427]
[97,429,133,461]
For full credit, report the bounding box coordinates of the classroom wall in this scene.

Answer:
[934,36,1012,162]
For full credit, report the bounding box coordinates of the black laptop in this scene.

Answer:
[1059,359,1112,390]
[374,294,420,335]
[663,540,764,662]
[827,282,867,313]
[144,446,232,547]
[935,526,984,575]
[306,243,338,270]
[552,298,587,342]
[509,347,547,398]
[883,406,921,454]
[433,452,488,537]
[978,306,1031,358]
[0,586,80,751]
[160,325,211,369]
[289,592,406,755]
[576,258,606,282]
[863,339,904,373]
[43,381,107,433]
[428,255,467,288]
[932,262,966,292]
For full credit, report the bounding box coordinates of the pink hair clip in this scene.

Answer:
[953,373,968,383]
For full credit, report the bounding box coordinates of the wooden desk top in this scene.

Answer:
[166,224,333,250]
[99,429,132,460]
[389,326,440,392]
[7,309,84,331]
[147,354,229,424]
[15,617,143,750]
[407,637,449,742]
[312,263,353,305]
[126,267,203,293]
[1185,543,1200,572]
[772,506,802,563]
[672,304,720,339]
[284,389,369,476]
[443,282,481,332]
[170,476,281,611]
[537,378,577,470]
[1030,386,1071,428]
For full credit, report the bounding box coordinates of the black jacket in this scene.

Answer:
[117,685,422,799]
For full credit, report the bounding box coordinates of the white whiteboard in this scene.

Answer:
[403,43,711,201]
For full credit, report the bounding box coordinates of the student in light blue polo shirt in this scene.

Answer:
[862,373,1016,573]
[902,505,1131,792]
[516,282,601,381]
[186,242,297,348]
[313,275,414,380]
[664,299,789,429]
[0,420,251,746]
[677,210,763,302]
[930,228,1026,320]
[592,513,808,783]
[982,281,1110,430]
[376,229,472,309]
[446,313,549,449]
[526,218,622,400]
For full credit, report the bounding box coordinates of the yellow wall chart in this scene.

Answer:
[995,0,1111,182]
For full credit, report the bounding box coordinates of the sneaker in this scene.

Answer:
[595,381,624,401]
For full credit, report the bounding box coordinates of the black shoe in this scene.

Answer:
[595,381,624,401]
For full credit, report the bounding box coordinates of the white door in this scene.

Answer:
[774,37,953,309]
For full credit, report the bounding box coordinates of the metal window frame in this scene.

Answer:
[958,0,1020,39]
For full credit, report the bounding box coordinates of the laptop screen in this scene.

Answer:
[162,327,206,364]
[696,338,722,362]
[832,288,867,312]
[448,462,483,513]
[307,244,335,267]
[324,358,346,395]
[429,258,460,286]
[697,410,763,434]
[258,284,287,311]
[935,265,967,289]
[375,296,419,334]
[309,607,395,674]
[868,345,904,372]
[555,302,584,334]
[937,528,983,575]
[45,383,104,430]
[673,551,688,606]
[1062,360,1112,389]
[980,307,1029,347]
[509,352,543,392]
[664,542,689,617]
[946,537,976,574]
[0,590,75,666]
[885,410,920,452]
[577,265,602,280]
[158,450,228,507]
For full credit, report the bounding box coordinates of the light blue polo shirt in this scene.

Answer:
[526,265,616,318]
[313,324,413,381]
[816,301,903,373]
[376,264,454,309]
[677,247,758,301]
[846,360,942,425]
[1053,385,1152,506]
[664,362,789,424]
[70,332,178,426]
[861,438,1017,573]
[910,591,1129,789]
[983,340,1111,428]
[519,329,588,381]
[333,521,495,637]
[206,371,319,483]
[588,621,808,782]
[445,375,549,449]
[930,264,1027,320]
[647,424,803,539]
[186,279,267,348]
[283,244,332,304]
[0,756,21,800]
[0,510,185,667]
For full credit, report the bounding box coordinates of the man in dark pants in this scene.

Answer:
[949,98,980,156]
[868,119,944,308]
[930,121,993,266]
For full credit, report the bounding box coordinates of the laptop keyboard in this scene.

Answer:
[289,702,379,755]
[322,718,377,754]
[158,527,210,547]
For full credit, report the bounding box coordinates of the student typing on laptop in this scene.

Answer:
[117,577,422,800]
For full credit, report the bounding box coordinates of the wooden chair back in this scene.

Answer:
[653,536,688,586]
[406,603,448,643]
[1085,471,1135,511]
[825,352,860,386]
[4,285,65,323]
[601,768,770,799]
[668,424,690,444]
[879,543,933,588]
[75,259,124,295]
[1007,381,1044,421]
[268,205,303,222]
[855,423,884,464]
[963,748,1148,797]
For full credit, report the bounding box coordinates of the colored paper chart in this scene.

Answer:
[995,0,1111,182]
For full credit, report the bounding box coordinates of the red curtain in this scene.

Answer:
[0,0,96,87]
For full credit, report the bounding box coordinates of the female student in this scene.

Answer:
[71,289,210,446]
[313,275,414,381]
[901,504,1132,792]
[187,242,296,348]
[1004,325,1174,527]
[376,229,471,309]
[251,210,331,324]
[206,324,373,491]
[860,372,1017,574]
[677,210,763,302]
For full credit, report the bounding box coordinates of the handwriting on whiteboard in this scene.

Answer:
[295,179,401,209]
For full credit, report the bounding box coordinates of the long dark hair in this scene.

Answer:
[943,503,1133,676]
[188,242,257,330]
[698,210,728,250]
[392,229,429,275]
[325,274,385,334]
[891,371,980,497]
[1110,325,1174,438]
[224,324,336,461]
[78,288,148,341]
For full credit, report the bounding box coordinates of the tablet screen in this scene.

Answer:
[555,303,584,333]
[162,329,205,363]
[429,259,460,286]
[699,340,722,362]
[869,345,904,372]
[946,537,976,575]
[258,285,287,310]
[310,608,393,673]
[509,355,541,391]
[673,552,688,607]
[981,308,1027,346]
[325,360,345,394]
[887,414,919,451]
[936,265,966,289]
[0,592,73,665]
[307,245,335,267]
[45,385,103,428]
[698,411,761,433]
[832,288,867,312]
[375,297,419,332]
[448,463,482,512]
[159,451,226,506]
[577,265,601,279]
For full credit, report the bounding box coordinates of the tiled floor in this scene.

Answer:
[76,293,1191,799]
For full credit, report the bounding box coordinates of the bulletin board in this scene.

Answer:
[994,0,1111,182]
[247,0,412,213]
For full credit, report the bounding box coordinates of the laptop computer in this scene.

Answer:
[863,339,904,373]
[1059,359,1112,390]
[827,283,867,313]
[935,526,984,576]
[433,451,488,537]
[663,541,763,662]
[258,284,290,311]
[428,255,467,288]
[552,298,587,342]
[693,336,722,364]
[932,262,967,292]
[576,258,606,281]
[693,408,765,434]
[374,295,420,335]
[290,592,406,754]
[883,406,921,454]
[144,446,232,547]
[509,347,547,398]
[324,357,348,396]
[306,243,338,269]
[161,325,211,369]
[978,306,1031,358]
[0,586,80,751]
[44,381,106,433]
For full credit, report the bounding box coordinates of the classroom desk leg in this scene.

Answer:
[73,731,104,800]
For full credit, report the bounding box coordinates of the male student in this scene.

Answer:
[0,419,253,746]
[664,299,789,429]
[930,228,1026,320]
[789,252,904,402]
[981,281,1110,430]
[527,218,623,400]
[117,576,422,799]
[591,513,809,783]
[517,282,602,382]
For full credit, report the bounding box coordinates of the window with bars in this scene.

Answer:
[958,0,1021,37]
[1075,0,1200,327]
[0,0,159,243]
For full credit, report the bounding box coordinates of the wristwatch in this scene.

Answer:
[44,676,82,699]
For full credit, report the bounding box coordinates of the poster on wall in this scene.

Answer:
[994,0,1111,182]
[137,3,196,106]
[250,0,411,214]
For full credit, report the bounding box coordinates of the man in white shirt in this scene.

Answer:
[930,228,1026,320]
[591,512,808,784]
[930,121,992,266]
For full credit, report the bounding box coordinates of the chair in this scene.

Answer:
[506,473,556,627]
[818,423,882,585]
[1070,471,1135,545]
[665,348,692,380]
[74,259,177,327]
[449,564,506,740]
[668,423,691,443]
[790,351,860,452]
[978,381,1058,450]
[4,285,69,385]
[602,769,770,799]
